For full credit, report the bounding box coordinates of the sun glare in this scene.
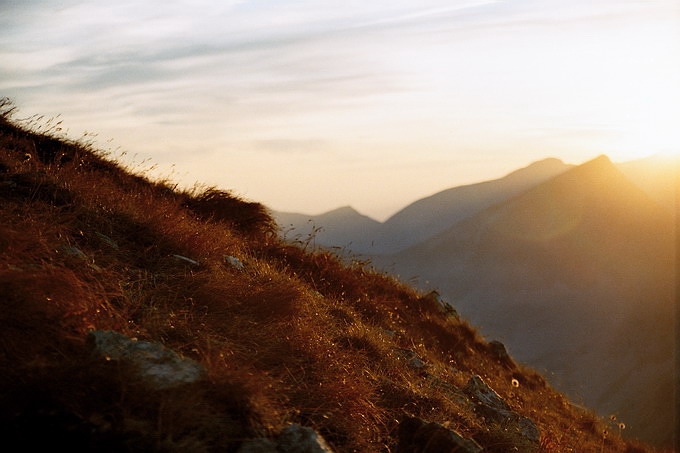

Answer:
[604,113,680,162]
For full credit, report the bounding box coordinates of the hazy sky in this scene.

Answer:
[2,0,678,220]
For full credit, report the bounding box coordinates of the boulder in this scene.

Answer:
[487,340,515,368]
[423,291,459,319]
[463,375,540,445]
[237,438,279,453]
[237,425,334,453]
[88,330,205,389]
[277,424,335,453]
[396,348,427,369]
[224,255,245,270]
[59,245,87,259]
[95,232,119,250]
[397,417,482,453]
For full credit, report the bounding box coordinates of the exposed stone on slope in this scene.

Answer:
[396,348,427,369]
[88,330,205,389]
[236,425,335,453]
[237,438,279,453]
[59,245,87,259]
[396,416,482,453]
[487,340,515,369]
[463,375,540,446]
[225,255,245,270]
[277,424,335,453]
[172,254,200,266]
[94,231,119,250]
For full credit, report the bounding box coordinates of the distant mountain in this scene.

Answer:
[275,158,572,255]
[617,154,677,211]
[374,157,573,254]
[273,206,382,253]
[383,155,675,446]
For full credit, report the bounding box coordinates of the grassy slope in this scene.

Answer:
[0,103,657,452]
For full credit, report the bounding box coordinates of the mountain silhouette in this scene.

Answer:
[374,157,573,254]
[618,154,677,211]
[274,206,382,252]
[275,158,572,255]
[385,155,675,446]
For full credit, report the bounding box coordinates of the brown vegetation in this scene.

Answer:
[0,100,662,452]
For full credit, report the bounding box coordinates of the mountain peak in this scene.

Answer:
[502,157,571,182]
[323,205,359,216]
[558,154,628,185]
[580,154,612,168]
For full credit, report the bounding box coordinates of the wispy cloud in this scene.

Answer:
[1,0,677,217]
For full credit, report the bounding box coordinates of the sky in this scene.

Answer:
[1,0,679,220]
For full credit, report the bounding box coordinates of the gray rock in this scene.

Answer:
[237,438,278,453]
[95,232,119,250]
[488,340,515,368]
[172,254,200,266]
[60,245,87,259]
[463,375,540,445]
[277,424,334,453]
[397,417,482,453]
[396,348,427,369]
[88,330,205,389]
[224,255,245,270]
[424,291,459,319]
[464,375,511,411]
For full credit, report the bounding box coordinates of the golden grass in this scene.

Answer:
[0,100,663,452]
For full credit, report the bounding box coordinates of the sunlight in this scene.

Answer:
[604,113,680,162]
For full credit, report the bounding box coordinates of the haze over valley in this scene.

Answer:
[275,154,677,447]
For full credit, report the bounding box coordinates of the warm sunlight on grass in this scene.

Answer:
[0,101,662,452]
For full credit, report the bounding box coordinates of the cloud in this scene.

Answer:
[1,0,678,217]
[251,139,330,154]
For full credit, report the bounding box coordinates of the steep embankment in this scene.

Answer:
[0,103,658,452]
[389,155,675,447]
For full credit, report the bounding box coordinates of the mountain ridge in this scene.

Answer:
[386,154,675,447]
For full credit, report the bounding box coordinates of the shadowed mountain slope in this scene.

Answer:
[618,154,677,211]
[375,157,573,254]
[275,158,572,256]
[0,102,661,452]
[385,155,675,447]
[274,206,382,253]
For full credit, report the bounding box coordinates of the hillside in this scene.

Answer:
[0,101,662,452]
[384,155,675,447]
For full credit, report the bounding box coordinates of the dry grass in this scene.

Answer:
[0,100,664,452]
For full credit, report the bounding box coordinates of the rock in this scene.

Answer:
[172,254,200,266]
[237,438,279,453]
[95,232,119,250]
[396,348,427,369]
[487,340,515,368]
[277,424,334,453]
[59,245,87,259]
[463,375,540,446]
[397,417,482,453]
[224,255,245,270]
[423,291,459,319]
[88,330,205,389]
